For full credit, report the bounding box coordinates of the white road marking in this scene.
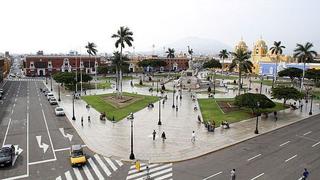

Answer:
[73,167,83,180]
[29,158,56,165]
[130,163,146,169]
[59,128,73,141]
[202,171,223,180]
[55,176,62,180]
[126,163,172,180]
[65,171,73,180]
[155,173,173,180]
[250,173,264,180]
[36,136,49,153]
[54,147,71,152]
[104,157,118,171]
[247,154,262,161]
[2,118,12,146]
[83,163,95,180]
[285,154,297,162]
[94,154,112,176]
[280,141,290,147]
[303,131,312,136]
[136,168,172,180]
[312,141,320,147]
[128,164,158,174]
[87,158,104,179]
[41,109,57,160]
[115,159,123,166]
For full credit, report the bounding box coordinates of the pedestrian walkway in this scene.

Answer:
[55,153,123,180]
[126,163,173,180]
[46,78,320,163]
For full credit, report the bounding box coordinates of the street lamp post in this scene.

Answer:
[45,75,48,84]
[50,74,53,91]
[172,89,176,108]
[158,98,162,125]
[260,75,263,94]
[72,93,76,120]
[213,71,216,95]
[157,80,159,93]
[254,102,260,134]
[129,113,135,160]
[309,94,313,115]
[58,84,61,101]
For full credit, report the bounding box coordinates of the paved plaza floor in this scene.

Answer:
[47,78,320,163]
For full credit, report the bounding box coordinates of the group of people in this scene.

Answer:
[203,120,230,132]
[152,130,166,142]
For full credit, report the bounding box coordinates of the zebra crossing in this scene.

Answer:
[7,78,43,82]
[55,154,123,180]
[126,163,173,180]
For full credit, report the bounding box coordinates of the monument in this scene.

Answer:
[177,58,201,90]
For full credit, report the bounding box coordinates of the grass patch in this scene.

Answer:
[207,74,238,80]
[97,76,136,81]
[253,80,292,86]
[198,98,287,126]
[65,82,111,91]
[82,92,159,121]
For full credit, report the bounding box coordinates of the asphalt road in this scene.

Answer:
[173,113,320,180]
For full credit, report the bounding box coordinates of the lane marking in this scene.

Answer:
[2,174,29,180]
[280,141,290,147]
[83,163,95,180]
[247,154,262,161]
[312,141,320,147]
[203,171,223,180]
[303,131,312,136]
[73,167,83,180]
[155,173,173,180]
[250,173,264,180]
[65,171,73,180]
[94,154,112,176]
[41,109,57,160]
[54,147,70,152]
[136,168,172,180]
[126,163,172,180]
[29,158,56,165]
[285,154,297,162]
[87,158,104,179]
[2,118,12,146]
[56,176,62,180]
[104,157,118,171]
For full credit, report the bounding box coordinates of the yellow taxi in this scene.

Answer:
[70,145,86,166]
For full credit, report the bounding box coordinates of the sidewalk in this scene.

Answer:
[47,79,320,163]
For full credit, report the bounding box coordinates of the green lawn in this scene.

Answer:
[82,92,159,121]
[65,82,111,91]
[207,74,239,80]
[198,98,286,126]
[253,80,292,86]
[97,75,136,81]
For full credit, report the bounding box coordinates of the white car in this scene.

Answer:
[47,93,54,100]
[55,107,65,116]
[49,98,58,105]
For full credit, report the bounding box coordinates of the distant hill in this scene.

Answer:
[164,36,231,55]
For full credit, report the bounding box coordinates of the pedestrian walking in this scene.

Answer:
[135,160,141,172]
[191,131,196,143]
[86,104,90,112]
[302,168,309,180]
[230,169,236,180]
[176,106,178,112]
[161,132,166,142]
[273,111,278,121]
[152,130,156,141]
[88,116,91,123]
[146,165,150,179]
[81,116,83,126]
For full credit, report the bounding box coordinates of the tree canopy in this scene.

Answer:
[278,67,302,82]
[53,72,92,85]
[203,59,222,69]
[234,93,276,114]
[271,86,304,106]
[137,59,167,68]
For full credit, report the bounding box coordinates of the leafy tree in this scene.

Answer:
[208,86,211,93]
[137,59,167,71]
[166,48,175,58]
[234,93,276,114]
[278,67,302,83]
[305,69,320,87]
[270,41,285,86]
[293,42,318,89]
[203,59,222,69]
[271,86,304,106]
[97,66,108,76]
[53,72,92,85]
[229,49,253,95]
[219,49,229,76]
[111,26,134,95]
[85,42,98,73]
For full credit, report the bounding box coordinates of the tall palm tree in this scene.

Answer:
[166,48,175,58]
[85,42,98,73]
[293,42,318,90]
[269,41,285,87]
[111,26,134,95]
[219,49,229,76]
[229,49,253,95]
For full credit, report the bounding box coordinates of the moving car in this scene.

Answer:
[0,144,15,167]
[44,90,50,96]
[49,98,58,105]
[55,107,65,116]
[0,88,3,95]
[70,145,86,166]
[47,93,54,100]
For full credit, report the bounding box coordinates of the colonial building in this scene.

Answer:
[24,55,101,76]
[0,58,4,83]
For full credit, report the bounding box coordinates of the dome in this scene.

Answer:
[255,39,267,47]
[235,40,248,52]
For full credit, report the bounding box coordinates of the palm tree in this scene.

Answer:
[293,42,318,90]
[269,41,285,87]
[229,49,253,95]
[219,49,229,77]
[166,48,175,58]
[84,42,98,91]
[111,26,134,95]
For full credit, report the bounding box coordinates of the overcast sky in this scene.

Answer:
[1,0,319,54]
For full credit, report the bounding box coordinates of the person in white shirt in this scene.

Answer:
[191,131,196,143]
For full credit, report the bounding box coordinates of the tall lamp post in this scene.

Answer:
[45,75,48,84]
[309,94,313,115]
[254,102,260,134]
[50,73,53,91]
[260,75,263,94]
[172,89,176,108]
[58,84,61,101]
[213,71,216,95]
[158,98,162,125]
[129,113,135,160]
[157,79,159,93]
[72,93,76,120]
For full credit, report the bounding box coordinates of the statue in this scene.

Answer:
[187,46,194,70]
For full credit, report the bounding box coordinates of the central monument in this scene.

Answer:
[177,56,200,90]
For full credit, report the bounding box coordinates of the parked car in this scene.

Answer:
[0,88,3,95]
[49,98,58,105]
[42,88,48,93]
[0,144,15,167]
[44,90,50,96]
[70,145,86,166]
[47,93,54,100]
[55,107,65,116]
